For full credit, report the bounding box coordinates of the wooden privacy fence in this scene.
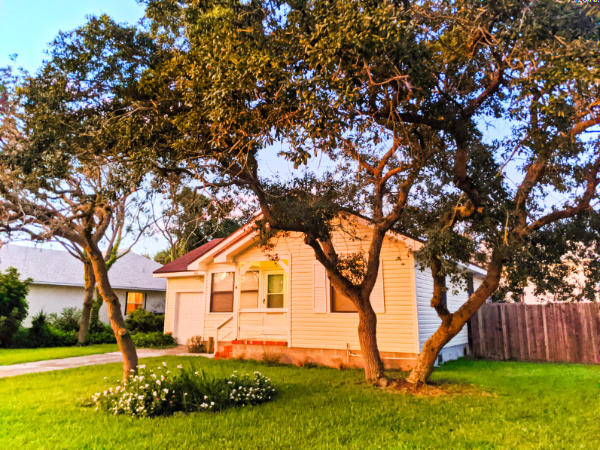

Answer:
[469,303,600,364]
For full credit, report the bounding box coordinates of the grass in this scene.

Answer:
[0,357,597,449]
[0,344,119,366]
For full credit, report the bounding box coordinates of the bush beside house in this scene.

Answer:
[5,306,176,349]
[0,267,32,347]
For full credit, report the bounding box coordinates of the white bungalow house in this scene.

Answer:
[153,216,485,369]
[0,244,166,325]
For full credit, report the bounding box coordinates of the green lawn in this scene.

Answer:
[0,357,597,449]
[0,344,119,366]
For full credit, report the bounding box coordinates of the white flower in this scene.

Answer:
[164,389,169,394]
[156,380,161,385]
[162,362,167,367]
[177,364,183,369]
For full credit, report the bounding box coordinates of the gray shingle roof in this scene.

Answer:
[0,244,166,291]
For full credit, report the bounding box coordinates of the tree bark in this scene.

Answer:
[77,260,96,344]
[86,244,138,380]
[407,257,504,386]
[89,288,103,332]
[357,304,386,382]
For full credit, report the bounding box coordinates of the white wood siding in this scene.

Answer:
[239,222,417,353]
[414,266,471,350]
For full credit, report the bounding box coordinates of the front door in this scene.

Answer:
[263,271,285,308]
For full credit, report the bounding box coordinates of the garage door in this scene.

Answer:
[174,292,205,345]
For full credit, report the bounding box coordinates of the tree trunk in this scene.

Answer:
[77,261,96,344]
[357,305,386,382]
[89,288,103,332]
[407,258,504,386]
[86,244,138,380]
[406,321,454,385]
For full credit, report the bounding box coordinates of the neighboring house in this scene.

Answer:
[0,244,166,325]
[153,215,485,370]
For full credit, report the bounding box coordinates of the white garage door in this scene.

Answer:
[174,292,205,345]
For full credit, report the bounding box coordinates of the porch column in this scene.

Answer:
[232,263,241,340]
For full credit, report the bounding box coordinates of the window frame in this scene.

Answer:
[466,273,474,298]
[441,276,448,310]
[239,270,260,310]
[209,271,235,313]
[124,291,146,316]
[329,283,359,314]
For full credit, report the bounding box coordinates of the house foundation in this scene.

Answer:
[216,340,419,371]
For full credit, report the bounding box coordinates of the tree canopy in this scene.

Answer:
[131,0,600,383]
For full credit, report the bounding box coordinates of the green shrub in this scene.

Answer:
[87,327,117,345]
[132,332,177,349]
[92,362,276,417]
[186,335,204,353]
[48,307,82,333]
[0,267,32,347]
[125,309,164,334]
[9,312,78,348]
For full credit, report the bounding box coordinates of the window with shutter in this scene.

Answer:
[331,286,357,312]
[370,260,385,313]
[313,262,327,313]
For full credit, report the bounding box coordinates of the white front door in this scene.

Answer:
[262,271,285,308]
[174,292,204,344]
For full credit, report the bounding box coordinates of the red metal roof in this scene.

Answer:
[153,238,225,274]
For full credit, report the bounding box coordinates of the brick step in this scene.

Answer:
[231,340,287,346]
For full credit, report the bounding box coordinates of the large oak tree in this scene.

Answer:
[0,16,157,379]
[132,0,600,384]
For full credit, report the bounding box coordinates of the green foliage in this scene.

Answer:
[10,311,79,349]
[496,211,600,302]
[48,307,82,333]
[10,314,116,349]
[154,186,242,265]
[186,335,204,353]
[86,327,118,345]
[125,309,165,334]
[0,267,31,347]
[92,362,276,417]
[131,332,177,349]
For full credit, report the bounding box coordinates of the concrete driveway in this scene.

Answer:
[0,346,211,378]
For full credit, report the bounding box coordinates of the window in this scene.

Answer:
[126,292,145,315]
[266,273,284,308]
[331,286,357,313]
[441,277,448,309]
[466,273,474,298]
[240,271,259,309]
[210,272,234,312]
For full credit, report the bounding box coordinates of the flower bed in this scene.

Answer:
[92,362,275,417]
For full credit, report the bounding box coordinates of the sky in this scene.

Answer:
[0,1,574,258]
[0,0,162,254]
[0,0,146,73]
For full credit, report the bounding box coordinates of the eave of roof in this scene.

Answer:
[153,239,225,274]
[153,214,487,277]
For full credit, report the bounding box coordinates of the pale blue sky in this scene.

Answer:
[0,0,146,72]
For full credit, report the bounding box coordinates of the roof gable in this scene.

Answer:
[153,239,225,274]
[0,244,166,291]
